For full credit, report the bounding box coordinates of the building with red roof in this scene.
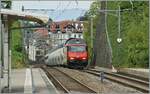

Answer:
[50,20,84,33]
[33,28,49,39]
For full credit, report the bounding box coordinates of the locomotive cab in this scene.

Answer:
[67,45,88,67]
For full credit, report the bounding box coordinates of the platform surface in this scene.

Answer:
[11,69,26,93]
[1,68,58,94]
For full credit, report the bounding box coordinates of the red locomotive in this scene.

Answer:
[65,38,88,68]
[44,38,88,69]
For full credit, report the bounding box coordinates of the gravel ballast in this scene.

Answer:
[56,67,144,94]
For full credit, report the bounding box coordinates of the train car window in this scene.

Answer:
[61,55,63,61]
[65,38,86,45]
[54,58,56,63]
[45,56,48,59]
[79,34,81,38]
[36,51,40,55]
[60,44,64,48]
[56,57,57,63]
[67,46,69,51]
[68,46,86,52]
[86,46,88,51]
[52,58,54,63]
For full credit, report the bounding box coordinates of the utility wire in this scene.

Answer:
[50,1,61,18]
[79,9,86,17]
[75,0,78,5]
[55,1,61,11]
[55,1,72,20]
[75,0,78,10]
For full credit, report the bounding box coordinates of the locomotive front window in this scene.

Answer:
[68,46,86,52]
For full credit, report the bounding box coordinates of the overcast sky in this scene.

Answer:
[12,1,93,21]
[12,1,93,10]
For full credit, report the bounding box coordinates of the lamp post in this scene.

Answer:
[117,6,122,68]
[117,6,122,44]
[90,17,93,49]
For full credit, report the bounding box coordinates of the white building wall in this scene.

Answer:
[29,45,36,62]
[50,33,83,47]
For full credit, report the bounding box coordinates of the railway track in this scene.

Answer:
[42,67,97,94]
[83,69,149,93]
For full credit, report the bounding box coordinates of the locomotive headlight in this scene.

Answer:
[70,57,75,60]
[82,57,86,60]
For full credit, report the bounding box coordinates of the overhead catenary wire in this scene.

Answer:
[54,1,72,20]
[50,1,61,19]
[75,0,78,10]
[79,9,86,17]
[55,1,72,20]
[55,1,61,11]
[75,0,78,5]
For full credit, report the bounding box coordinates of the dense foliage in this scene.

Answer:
[11,21,27,68]
[83,1,148,68]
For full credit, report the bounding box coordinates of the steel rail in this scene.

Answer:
[54,67,97,93]
[42,67,70,93]
[84,69,149,93]
[89,69,149,85]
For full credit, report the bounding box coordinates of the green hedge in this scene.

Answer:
[11,21,27,68]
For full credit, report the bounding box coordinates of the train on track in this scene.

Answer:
[43,38,88,68]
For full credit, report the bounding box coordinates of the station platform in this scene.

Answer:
[2,68,59,94]
[94,66,149,78]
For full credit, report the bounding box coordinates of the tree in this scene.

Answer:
[83,1,148,68]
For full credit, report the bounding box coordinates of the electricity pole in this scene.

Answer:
[0,0,2,92]
[118,6,121,39]
[90,17,93,49]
